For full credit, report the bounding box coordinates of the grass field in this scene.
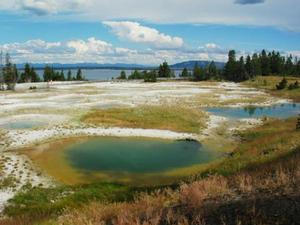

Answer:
[244,76,300,102]
[81,105,208,133]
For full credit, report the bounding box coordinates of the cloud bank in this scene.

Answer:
[0,38,229,64]
[103,21,184,49]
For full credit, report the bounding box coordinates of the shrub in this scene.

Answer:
[276,78,288,90]
[297,115,300,131]
[144,71,157,82]
[288,81,299,90]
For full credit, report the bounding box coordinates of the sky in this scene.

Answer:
[0,0,299,65]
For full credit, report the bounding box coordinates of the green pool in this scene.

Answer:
[66,137,216,173]
[25,137,219,185]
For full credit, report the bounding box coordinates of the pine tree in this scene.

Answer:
[251,53,261,76]
[43,65,53,82]
[30,67,40,82]
[260,50,271,76]
[144,70,157,82]
[180,68,189,77]
[245,55,252,78]
[24,63,31,82]
[67,70,72,81]
[128,70,143,80]
[117,70,127,80]
[76,68,83,81]
[192,63,203,81]
[158,62,172,78]
[207,61,217,79]
[3,53,18,90]
[224,50,237,81]
[285,55,294,75]
[236,56,248,82]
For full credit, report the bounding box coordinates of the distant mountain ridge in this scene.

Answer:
[16,61,225,70]
[16,63,149,70]
[170,60,225,70]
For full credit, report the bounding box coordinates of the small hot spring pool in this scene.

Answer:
[24,137,219,185]
[206,103,300,119]
[0,120,47,129]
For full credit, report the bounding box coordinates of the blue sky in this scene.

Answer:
[0,0,299,65]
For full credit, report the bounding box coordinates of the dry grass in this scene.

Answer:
[81,105,208,133]
[56,152,300,225]
[1,150,299,225]
[244,76,300,102]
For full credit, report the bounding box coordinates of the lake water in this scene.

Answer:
[25,137,219,185]
[32,69,183,81]
[206,103,300,119]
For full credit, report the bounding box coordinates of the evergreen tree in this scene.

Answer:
[260,50,271,76]
[224,50,237,81]
[117,70,127,80]
[43,65,53,82]
[144,70,157,82]
[67,70,72,81]
[251,53,261,76]
[128,70,143,80]
[24,63,31,82]
[285,55,294,75]
[180,68,189,77]
[269,51,284,75]
[245,55,252,77]
[76,68,83,81]
[158,62,172,78]
[20,64,39,83]
[59,70,65,81]
[30,67,40,82]
[237,56,248,82]
[192,63,203,81]
[207,61,217,79]
[3,53,18,90]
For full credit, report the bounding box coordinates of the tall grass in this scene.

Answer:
[57,151,300,225]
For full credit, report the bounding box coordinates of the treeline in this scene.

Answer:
[0,53,86,90]
[116,70,157,82]
[116,61,220,82]
[223,50,300,82]
[117,50,300,83]
[43,66,85,82]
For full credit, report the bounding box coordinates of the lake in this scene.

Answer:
[31,69,183,81]
[24,137,219,185]
[206,103,300,119]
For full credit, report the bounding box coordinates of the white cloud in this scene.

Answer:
[1,0,298,31]
[0,38,230,64]
[103,21,184,49]
[0,0,86,15]
[1,38,298,65]
[204,43,218,49]
[67,38,113,54]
